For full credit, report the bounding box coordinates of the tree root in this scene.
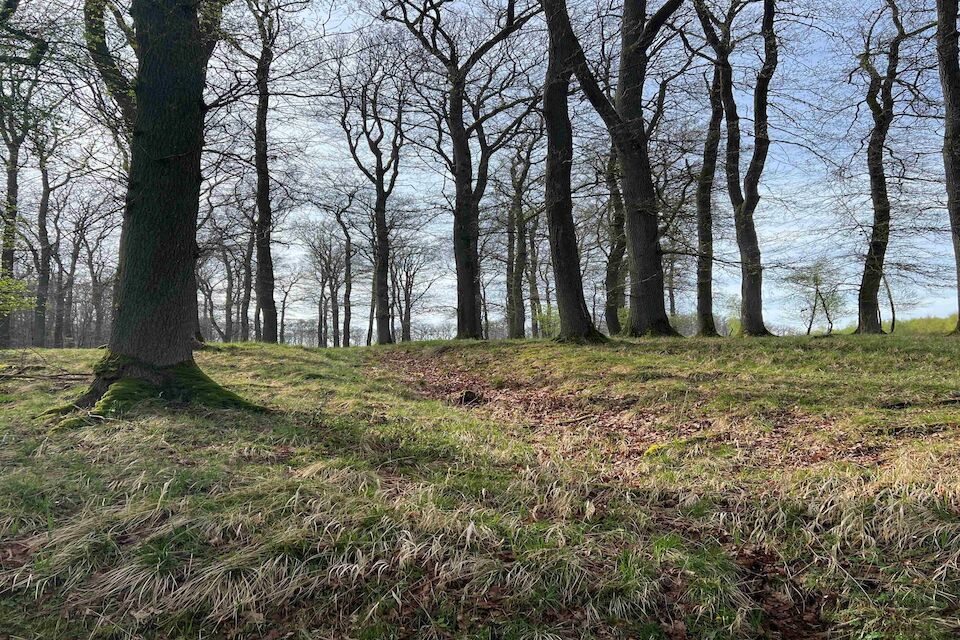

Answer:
[53,353,261,428]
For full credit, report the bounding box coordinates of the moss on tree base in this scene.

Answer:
[55,353,260,428]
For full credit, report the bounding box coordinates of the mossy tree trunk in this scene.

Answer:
[80,0,239,408]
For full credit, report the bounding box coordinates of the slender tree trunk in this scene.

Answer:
[510,209,528,339]
[937,0,960,334]
[506,190,518,337]
[727,1,776,336]
[857,116,892,334]
[366,280,375,346]
[0,139,21,347]
[33,164,52,346]
[240,223,254,341]
[527,213,542,338]
[696,69,723,337]
[342,234,352,346]
[603,150,627,336]
[254,44,278,343]
[221,250,234,342]
[373,192,392,344]
[329,279,341,348]
[449,79,483,339]
[542,3,604,342]
[53,266,65,348]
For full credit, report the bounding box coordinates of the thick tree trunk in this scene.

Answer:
[615,0,676,337]
[542,3,604,342]
[695,70,723,337]
[78,0,240,410]
[603,151,627,335]
[254,45,278,343]
[937,0,960,334]
[618,149,675,336]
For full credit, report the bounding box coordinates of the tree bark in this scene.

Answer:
[695,69,723,337]
[937,0,960,334]
[542,0,604,342]
[373,192,393,344]
[0,137,21,347]
[253,41,278,343]
[240,221,255,341]
[603,150,627,335]
[32,163,52,346]
[79,0,237,409]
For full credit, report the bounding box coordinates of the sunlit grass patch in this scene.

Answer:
[1,337,959,637]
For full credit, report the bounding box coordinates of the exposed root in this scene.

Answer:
[56,353,260,427]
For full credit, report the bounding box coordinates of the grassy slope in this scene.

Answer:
[1,337,959,639]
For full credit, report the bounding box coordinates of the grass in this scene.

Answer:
[1,337,959,638]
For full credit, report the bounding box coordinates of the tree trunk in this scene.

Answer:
[0,138,21,347]
[342,233,352,346]
[221,249,234,342]
[33,164,52,346]
[373,192,392,344]
[857,115,892,334]
[603,150,627,336]
[240,223,255,341]
[449,78,483,339]
[527,212,542,338]
[542,2,604,342]
[937,0,960,334]
[615,0,677,337]
[254,43,278,343]
[79,0,239,409]
[329,279,341,348]
[726,1,776,336]
[696,69,723,337]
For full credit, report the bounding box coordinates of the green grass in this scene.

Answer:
[1,337,959,638]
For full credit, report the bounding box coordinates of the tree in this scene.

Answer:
[937,0,960,334]
[695,0,778,336]
[330,27,409,345]
[852,0,934,333]
[694,69,723,336]
[383,0,540,339]
[541,0,604,342]
[541,0,683,336]
[0,0,48,66]
[76,0,247,410]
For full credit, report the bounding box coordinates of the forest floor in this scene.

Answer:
[1,337,960,639]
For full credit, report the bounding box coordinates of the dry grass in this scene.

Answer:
[0,337,958,638]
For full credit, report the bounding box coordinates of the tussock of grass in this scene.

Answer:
[1,338,959,638]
